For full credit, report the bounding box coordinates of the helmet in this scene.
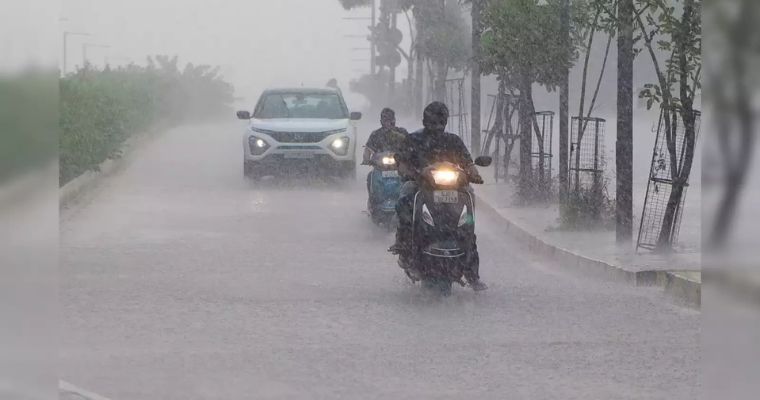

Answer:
[422,102,449,135]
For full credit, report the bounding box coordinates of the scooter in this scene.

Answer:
[401,156,492,295]
[365,151,402,229]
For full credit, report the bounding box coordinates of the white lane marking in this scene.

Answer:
[59,380,112,400]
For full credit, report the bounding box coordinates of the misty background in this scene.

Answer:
[61,0,370,108]
[54,0,701,249]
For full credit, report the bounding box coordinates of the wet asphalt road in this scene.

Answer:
[60,122,699,400]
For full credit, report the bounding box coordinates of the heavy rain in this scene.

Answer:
[1,0,759,399]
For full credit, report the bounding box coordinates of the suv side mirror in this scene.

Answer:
[474,156,492,167]
[236,110,251,120]
[350,111,362,121]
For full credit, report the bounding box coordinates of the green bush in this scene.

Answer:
[59,56,234,185]
[560,182,616,230]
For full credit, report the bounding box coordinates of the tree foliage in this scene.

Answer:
[480,0,579,91]
[60,57,234,185]
[403,0,471,72]
[636,0,702,112]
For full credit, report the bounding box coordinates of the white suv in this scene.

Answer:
[237,88,362,180]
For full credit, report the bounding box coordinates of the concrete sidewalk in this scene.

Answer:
[476,181,701,307]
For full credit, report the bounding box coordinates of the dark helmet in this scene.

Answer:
[422,101,449,134]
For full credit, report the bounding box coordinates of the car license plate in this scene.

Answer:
[433,190,459,203]
[382,170,398,178]
[283,151,314,159]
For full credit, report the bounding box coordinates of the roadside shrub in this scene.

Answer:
[59,56,234,185]
[560,179,616,230]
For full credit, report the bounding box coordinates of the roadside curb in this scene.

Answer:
[661,271,701,307]
[59,380,112,400]
[59,126,165,208]
[476,194,701,308]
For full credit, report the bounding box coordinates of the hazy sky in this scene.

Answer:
[60,0,374,106]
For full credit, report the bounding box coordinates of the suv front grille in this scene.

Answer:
[268,131,332,143]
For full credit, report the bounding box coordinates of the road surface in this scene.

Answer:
[61,121,699,400]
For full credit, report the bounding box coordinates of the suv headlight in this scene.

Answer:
[248,136,269,155]
[330,136,350,156]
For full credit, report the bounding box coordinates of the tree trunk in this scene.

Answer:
[657,109,697,250]
[577,10,599,140]
[559,0,570,215]
[504,90,518,182]
[483,80,506,156]
[519,75,534,200]
[470,0,483,156]
[616,0,634,243]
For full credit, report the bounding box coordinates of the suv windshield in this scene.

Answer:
[254,93,348,119]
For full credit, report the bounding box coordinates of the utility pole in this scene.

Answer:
[342,9,373,76]
[559,0,570,211]
[470,0,483,156]
[389,10,397,100]
[616,0,634,243]
[371,0,377,75]
[62,31,89,76]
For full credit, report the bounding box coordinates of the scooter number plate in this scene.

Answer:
[382,170,398,178]
[433,190,459,203]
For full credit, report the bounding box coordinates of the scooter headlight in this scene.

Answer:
[421,203,435,226]
[457,204,471,227]
[381,156,396,166]
[431,169,459,186]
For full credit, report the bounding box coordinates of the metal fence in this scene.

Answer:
[636,109,701,251]
[569,117,605,193]
[532,111,554,187]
